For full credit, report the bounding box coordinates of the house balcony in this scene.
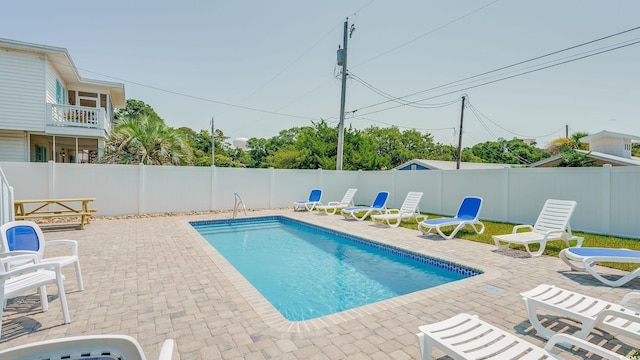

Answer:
[46,103,111,137]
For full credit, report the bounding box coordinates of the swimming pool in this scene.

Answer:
[191,216,481,321]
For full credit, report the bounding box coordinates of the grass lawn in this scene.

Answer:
[393,214,640,272]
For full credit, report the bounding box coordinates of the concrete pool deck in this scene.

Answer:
[0,209,638,359]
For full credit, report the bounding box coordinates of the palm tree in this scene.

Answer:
[100,115,192,165]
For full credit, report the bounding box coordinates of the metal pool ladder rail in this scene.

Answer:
[233,193,247,218]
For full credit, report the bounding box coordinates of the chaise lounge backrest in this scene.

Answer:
[533,199,577,236]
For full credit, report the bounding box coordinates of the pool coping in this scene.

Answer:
[185,214,502,332]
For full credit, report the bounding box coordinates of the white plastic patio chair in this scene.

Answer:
[559,247,640,287]
[0,334,174,360]
[0,253,70,338]
[418,196,484,239]
[493,199,583,257]
[316,188,357,215]
[416,313,625,360]
[520,284,640,342]
[371,191,425,227]
[0,220,84,291]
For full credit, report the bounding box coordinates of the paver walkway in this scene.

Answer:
[0,210,638,359]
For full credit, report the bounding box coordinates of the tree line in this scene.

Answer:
[100,99,628,169]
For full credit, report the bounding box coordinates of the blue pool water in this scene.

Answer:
[191,216,480,321]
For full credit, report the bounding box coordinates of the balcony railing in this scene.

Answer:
[47,103,110,133]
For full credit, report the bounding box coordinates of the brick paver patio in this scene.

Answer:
[0,210,638,359]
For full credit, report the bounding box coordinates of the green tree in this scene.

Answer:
[100,115,192,165]
[556,150,597,167]
[115,99,163,121]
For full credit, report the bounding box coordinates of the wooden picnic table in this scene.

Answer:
[13,198,96,229]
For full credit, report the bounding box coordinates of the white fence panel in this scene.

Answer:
[610,166,640,238]
[215,167,273,210]
[142,165,212,214]
[0,162,639,239]
[0,166,14,224]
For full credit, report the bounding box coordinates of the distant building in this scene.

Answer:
[530,130,640,167]
[394,159,512,170]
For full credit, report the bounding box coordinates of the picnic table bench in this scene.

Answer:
[13,198,96,229]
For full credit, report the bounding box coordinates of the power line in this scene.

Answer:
[352,0,502,68]
[350,26,640,114]
[352,38,640,118]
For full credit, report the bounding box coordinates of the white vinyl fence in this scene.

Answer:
[0,165,13,225]
[1,162,639,239]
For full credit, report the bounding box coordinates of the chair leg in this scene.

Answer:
[74,261,84,291]
[39,285,49,312]
[56,274,71,324]
[415,332,432,360]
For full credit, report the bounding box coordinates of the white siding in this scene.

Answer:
[0,130,27,162]
[0,49,46,131]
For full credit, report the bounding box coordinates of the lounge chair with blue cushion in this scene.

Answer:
[342,191,389,221]
[416,312,625,360]
[521,283,640,342]
[559,247,640,287]
[493,199,583,257]
[0,334,174,360]
[293,189,322,211]
[315,188,357,215]
[1,220,84,291]
[371,191,425,227]
[418,196,484,239]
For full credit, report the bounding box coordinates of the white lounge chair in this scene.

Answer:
[418,196,484,240]
[416,313,625,360]
[371,191,425,227]
[0,253,70,338]
[0,334,174,360]
[520,284,640,342]
[559,247,640,287]
[315,188,357,215]
[1,220,84,291]
[293,189,322,211]
[341,191,389,221]
[493,199,584,257]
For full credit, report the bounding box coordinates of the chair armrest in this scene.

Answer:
[620,292,640,311]
[0,252,40,270]
[158,339,175,360]
[0,256,61,279]
[45,239,79,257]
[512,224,533,233]
[544,333,625,359]
[593,308,640,329]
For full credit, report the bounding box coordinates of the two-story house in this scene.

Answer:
[0,38,125,163]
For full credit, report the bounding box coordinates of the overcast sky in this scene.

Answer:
[2,0,639,147]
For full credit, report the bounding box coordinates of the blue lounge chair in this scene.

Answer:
[559,247,640,287]
[293,189,322,211]
[418,196,484,239]
[341,191,389,221]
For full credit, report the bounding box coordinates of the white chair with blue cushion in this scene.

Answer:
[559,247,640,287]
[1,220,84,291]
[341,191,390,221]
[293,189,323,211]
[418,196,484,239]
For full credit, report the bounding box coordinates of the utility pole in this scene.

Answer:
[336,18,350,171]
[456,96,466,170]
[211,116,215,167]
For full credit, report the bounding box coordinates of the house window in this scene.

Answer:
[55,80,66,104]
